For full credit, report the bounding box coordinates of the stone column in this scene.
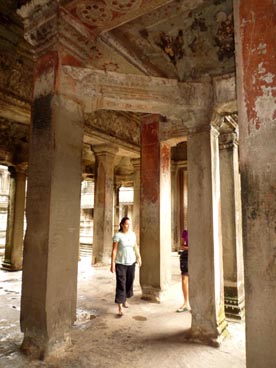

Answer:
[187,125,227,344]
[140,114,171,302]
[92,144,118,264]
[113,183,120,234]
[131,158,140,245]
[20,55,84,358]
[219,130,245,320]
[171,160,178,251]
[2,165,27,271]
[234,1,276,366]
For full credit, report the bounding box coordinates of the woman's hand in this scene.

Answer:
[137,257,142,267]
[110,262,115,273]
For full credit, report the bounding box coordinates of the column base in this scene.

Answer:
[21,333,71,360]
[183,326,229,347]
[141,286,168,303]
[224,286,245,320]
[185,309,229,347]
[1,260,22,271]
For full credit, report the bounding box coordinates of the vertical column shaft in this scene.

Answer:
[92,145,118,264]
[140,114,171,302]
[219,131,245,319]
[20,52,84,358]
[132,158,140,245]
[2,166,27,271]
[187,125,227,343]
[234,1,276,366]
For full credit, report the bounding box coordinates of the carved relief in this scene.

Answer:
[0,118,29,159]
[0,52,33,101]
[84,110,140,146]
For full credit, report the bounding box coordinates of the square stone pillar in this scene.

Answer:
[187,125,227,344]
[234,1,276,366]
[2,165,27,271]
[92,144,118,265]
[140,114,171,302]
[219,131,245,320]
[131,158,140,245]
[20,53,84,358]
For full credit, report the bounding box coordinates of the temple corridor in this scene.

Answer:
[0,252,246,368]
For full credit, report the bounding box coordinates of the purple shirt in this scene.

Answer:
[181,230,188,247]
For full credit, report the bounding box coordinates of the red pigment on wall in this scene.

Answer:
[161,143,170,173]
[240,1,276,131]
[141,116,160,203]
[34,52,58,81]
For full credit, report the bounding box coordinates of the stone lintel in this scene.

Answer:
[0,93,31,125]
[61,66,213,120]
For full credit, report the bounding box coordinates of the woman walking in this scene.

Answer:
[110,217,141,316]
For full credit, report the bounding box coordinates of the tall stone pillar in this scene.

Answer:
[113,183,121,234]
[171,161,178,251]
[17,0,98,358]
[234,1,276,366]
[92,144,118,264]
[219,129,245,320]
[2,165,27,271]
[187,125,227,344]
[131,158,140,245]
[140,114,171,302]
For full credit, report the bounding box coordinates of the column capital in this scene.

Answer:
[16,162,28,174]
[131,158,141,170]
[17,1,96,64]
[92,144,119,157]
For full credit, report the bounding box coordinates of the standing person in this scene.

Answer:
[110,216,141,316]
[177,229,191,312]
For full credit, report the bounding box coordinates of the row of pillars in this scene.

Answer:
[12,91,243,357]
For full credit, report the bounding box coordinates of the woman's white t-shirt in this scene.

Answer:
[112,231,136,265]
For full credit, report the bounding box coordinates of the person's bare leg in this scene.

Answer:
[177,274,191,311]
[183,275,190,309]
[118,303,123,316]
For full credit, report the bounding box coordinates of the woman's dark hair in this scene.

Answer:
[119,216,130,232]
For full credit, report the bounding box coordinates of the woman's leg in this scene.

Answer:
[125,263,136,305]
[115,264,127,314]
[182,274,190,309]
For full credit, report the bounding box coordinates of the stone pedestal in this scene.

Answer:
[140,114,171,302]
[92,144,118,264]
[187,125,227,344]
[20,52,84,358]
[219,131,245,320]
[2,165,27,271]
[234,1,276,366]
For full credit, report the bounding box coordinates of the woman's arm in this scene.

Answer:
[134,244,142,267]
[110,242,118,273]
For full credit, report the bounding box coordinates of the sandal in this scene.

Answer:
[176,307,191,313]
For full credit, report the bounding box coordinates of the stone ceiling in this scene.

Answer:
[0,0,236,169]
[62,0,235,80]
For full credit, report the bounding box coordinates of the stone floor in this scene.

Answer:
[0,253,246,368]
